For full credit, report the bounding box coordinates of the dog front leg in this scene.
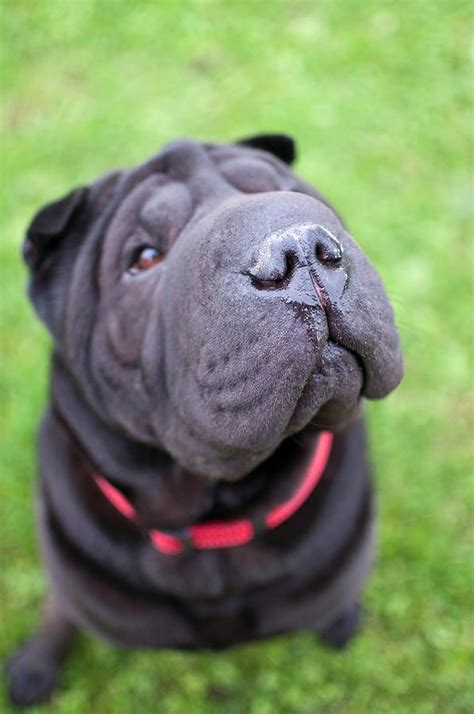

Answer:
[5,593,76,708]
[319,602,362,650]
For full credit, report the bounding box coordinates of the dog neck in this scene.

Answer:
[93,431,333,555]
[51,352,330,534]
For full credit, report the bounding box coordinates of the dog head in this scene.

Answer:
[23,135,403,479]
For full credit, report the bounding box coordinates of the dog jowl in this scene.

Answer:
[6,135,403,707]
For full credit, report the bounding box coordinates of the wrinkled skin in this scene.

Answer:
[6,135,403,708]
[28,137,402,479]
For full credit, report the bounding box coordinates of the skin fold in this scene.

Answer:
[5,135,403,707]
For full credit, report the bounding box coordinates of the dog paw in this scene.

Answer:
[320,603,362,650]
[5,646,59,708]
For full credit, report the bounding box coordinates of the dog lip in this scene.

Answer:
[284,338,364,432]
[346,346,366,394]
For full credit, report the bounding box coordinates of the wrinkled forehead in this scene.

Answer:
[98,139,307,263]
[161,138,300,192]
[108,139,303,222]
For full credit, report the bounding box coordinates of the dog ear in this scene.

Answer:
[236,133,296,164]
[22,187,89,271]
[22,172,121,336]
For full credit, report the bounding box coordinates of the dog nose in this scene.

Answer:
[247,224,343,290]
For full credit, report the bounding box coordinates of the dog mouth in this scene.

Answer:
[161,338,365,482]
[282,338,365,435]
[346,347,366,392]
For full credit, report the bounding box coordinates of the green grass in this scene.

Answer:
[1,1,473,712]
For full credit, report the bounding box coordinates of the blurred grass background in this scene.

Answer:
[1,1,472,712]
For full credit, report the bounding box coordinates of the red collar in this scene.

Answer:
[94,431,333,555]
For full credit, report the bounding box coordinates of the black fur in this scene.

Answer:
[6,136,403,706]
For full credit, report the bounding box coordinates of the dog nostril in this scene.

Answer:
[250,252,296,290]
[315,239,343,266]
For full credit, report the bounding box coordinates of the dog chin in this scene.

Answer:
[168,442,275,481]
[303,399,363,433]
[282,368,364,438]
[167,407,360,482]
[164,404,363,482]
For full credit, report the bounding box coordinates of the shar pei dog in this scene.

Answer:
[6,135,403,707]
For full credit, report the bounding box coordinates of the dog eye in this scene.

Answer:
[128,246,163,274]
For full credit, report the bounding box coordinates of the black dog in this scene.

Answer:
[6,135,403,707]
